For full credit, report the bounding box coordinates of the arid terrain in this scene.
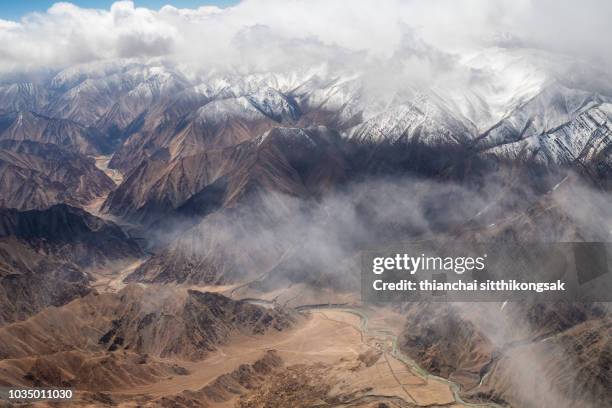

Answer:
[0,277,488,407]
[0,1,612,407]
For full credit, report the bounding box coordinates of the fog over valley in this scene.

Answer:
[0,1,610,407]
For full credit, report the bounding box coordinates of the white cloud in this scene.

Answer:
[0,0,610,77]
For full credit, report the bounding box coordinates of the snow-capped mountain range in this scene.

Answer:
[1,48,610,169]
[1,47,611,220]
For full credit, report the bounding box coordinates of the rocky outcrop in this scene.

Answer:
[0,204,142,267]
[0,140,114,210]
[0,237,90,326]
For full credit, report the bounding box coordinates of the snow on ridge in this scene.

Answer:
[483,103,612,165]
[194,96,264,123]
[255,126,318,148]
[2,48,611,160]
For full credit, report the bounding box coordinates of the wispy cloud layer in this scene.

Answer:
[0,0,610,75]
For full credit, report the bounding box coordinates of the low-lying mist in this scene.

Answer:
[137,165,612,407]
[146,166,612,289]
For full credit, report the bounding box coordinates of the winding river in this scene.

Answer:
[245,299,504,408]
